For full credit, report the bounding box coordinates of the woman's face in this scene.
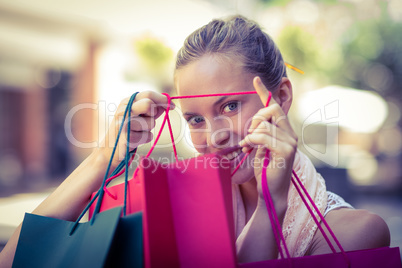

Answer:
[175,54,265,184]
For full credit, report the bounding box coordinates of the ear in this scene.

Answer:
[272,77,293,115]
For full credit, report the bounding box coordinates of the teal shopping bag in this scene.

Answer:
[13,208,143,268]
[104,211,143,268]
[13,207,120,268]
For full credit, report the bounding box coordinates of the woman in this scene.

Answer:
[0,15,390,266]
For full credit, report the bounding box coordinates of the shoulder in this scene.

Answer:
[307,208,390,256]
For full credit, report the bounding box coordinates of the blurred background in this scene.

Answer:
[0,0,401,256]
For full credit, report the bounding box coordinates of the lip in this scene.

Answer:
[216,145,246,168]
[231,150,245,165]
[216,145,242,157]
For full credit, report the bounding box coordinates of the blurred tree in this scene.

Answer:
[272,0,402,192]
[127,35,174,92]
[275,0,402,103]
[340,19,402,101]
[134,36,173,71]
[277,25,343,86]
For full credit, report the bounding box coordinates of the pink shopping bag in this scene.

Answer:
[89,154,237,268]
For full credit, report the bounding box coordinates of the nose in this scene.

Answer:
[207,117,232,152]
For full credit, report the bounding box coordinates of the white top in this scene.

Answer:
[324,191,354,216]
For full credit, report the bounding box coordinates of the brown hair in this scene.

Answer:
[175,15,287,91]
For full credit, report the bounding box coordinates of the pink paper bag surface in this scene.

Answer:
[138,157,180,268]
[166,155,235,268]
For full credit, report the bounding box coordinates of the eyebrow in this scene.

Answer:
[182,95,229,118]
[183,111,199,117]
[213,95,228,106]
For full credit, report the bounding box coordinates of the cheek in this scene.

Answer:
[189,131,207,153]
[240,99,264,138]
[237,108,259,138]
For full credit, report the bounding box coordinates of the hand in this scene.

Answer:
[98,91,174,169]
[239,77,297,208]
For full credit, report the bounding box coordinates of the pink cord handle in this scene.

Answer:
[109,89,349,265]
[174,91,260,176]
[291,171,350,266]
[132,92,178,179]
[257,92,292,261]
[256,91,349,266]
[133,91,260,178]
[171,91,257,100]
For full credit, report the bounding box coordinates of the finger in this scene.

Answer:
[248,105,296,138]
[115,92,175,122]
[131,98,161,117]
[117,131,154,158]
[239,133,296,155]
[251,76,292,131]
[249,121,294,143]
[125,116,156,132]
[133,96,176,119]
[128,131,154,147]
[114,97,132,116]
[239,133,275,151]
[136,91,175,110]
[253,76,275,107]
[239,119,297,151]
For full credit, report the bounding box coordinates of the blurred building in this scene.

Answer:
[0,0,228,195]
[0,3,102,195]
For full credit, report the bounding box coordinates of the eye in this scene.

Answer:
[187,115,205,126]
[223,101,239,113]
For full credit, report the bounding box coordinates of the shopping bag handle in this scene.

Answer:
[142,93,177,160]
[70,92,139,235]
[128,91,260,181]
[250,91,350,266]
[92,92,139,218]
[162,90,347,263]
[261,154,351,266]
[261,158,351,267]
